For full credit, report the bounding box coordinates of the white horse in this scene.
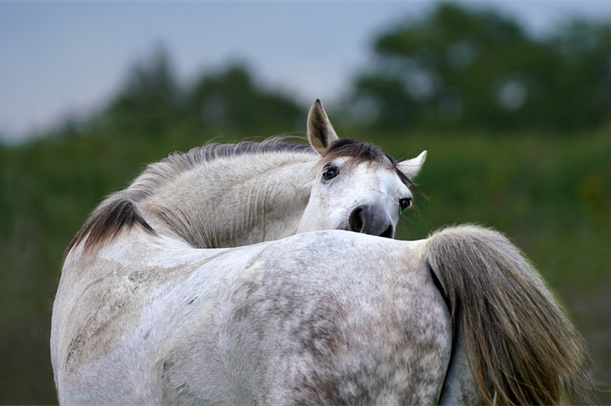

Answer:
[52,228,590,405]
[51,101,590,405]
[64,99,426,253]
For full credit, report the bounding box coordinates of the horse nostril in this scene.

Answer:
[348,205,393,237]
[380,225,393,239]
[348,207,364,233]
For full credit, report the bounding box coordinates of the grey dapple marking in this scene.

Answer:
[52,100,591,404]
[53,227,590,405]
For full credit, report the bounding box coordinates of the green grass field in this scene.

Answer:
[1,126,609,403]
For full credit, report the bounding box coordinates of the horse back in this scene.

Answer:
[52,231,451,405]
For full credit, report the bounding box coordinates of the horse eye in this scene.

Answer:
[399,197,412,210]
[322,165,339,181]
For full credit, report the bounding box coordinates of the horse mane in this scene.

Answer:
[66,137,418,255]
[66,138,316,255]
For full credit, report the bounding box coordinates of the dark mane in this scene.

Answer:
[66,139,316,255]
[323,139,389,165]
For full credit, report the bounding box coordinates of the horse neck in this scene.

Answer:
[138,154,317,248]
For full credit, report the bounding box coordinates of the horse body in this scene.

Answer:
[54,223,589,405]
[53,229,453,405]
[52,100,590,404]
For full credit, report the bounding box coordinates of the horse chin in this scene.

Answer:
[334,222,395,239]
[335,222,351,232]
[379,225,395,239]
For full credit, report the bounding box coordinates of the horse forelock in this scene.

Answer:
[66,138,317,255]
[322,139,390,167]
[323,139,422,197]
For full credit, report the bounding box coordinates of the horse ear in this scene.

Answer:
[397,150,427,178]
[307,99,339,155]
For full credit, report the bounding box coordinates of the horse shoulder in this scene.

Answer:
[51,231,226,399]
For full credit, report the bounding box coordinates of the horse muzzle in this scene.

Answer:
[345,204,394,238]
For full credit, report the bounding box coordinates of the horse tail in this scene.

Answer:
[423,225,592,405]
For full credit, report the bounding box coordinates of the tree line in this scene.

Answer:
[349,3,611,132]
[48,3,611,140]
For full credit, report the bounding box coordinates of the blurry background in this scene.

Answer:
[1,1,609,403]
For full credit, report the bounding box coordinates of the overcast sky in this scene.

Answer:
[2,1,611,143]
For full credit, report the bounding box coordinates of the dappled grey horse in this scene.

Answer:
[51,101,590,405]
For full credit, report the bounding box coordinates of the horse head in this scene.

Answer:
[297,100,427,238]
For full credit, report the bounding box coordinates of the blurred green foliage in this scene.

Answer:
[92,47,304,140]
[349,3,611,132]
[1,3,610,404]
